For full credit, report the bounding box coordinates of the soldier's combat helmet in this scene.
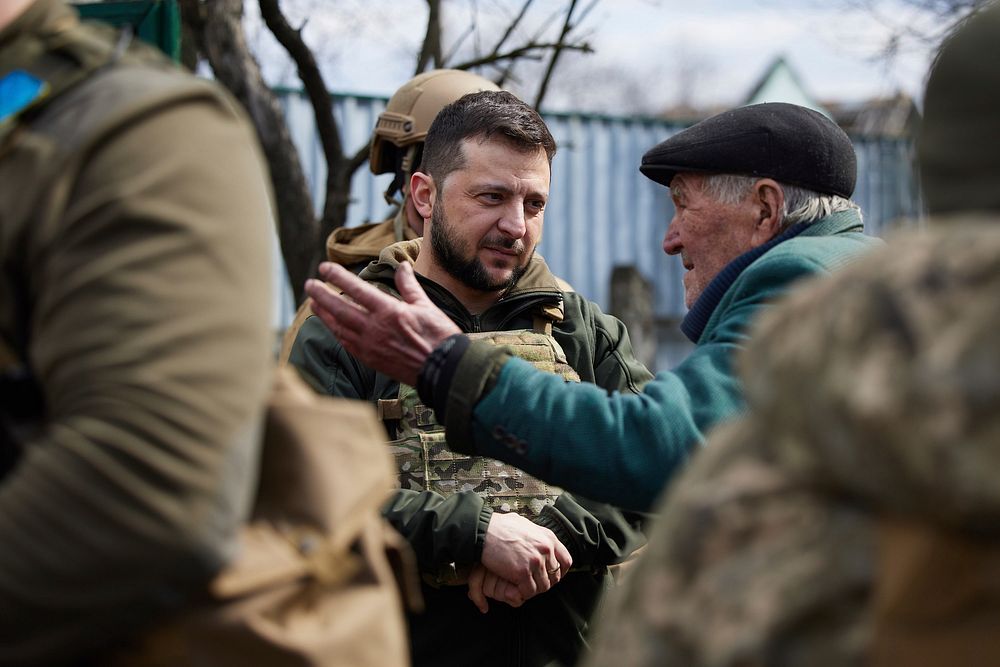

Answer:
[370,69,500,201]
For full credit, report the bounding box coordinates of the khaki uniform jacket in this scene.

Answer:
[0,1,274,662]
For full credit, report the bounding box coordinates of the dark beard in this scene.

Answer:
[429,204,531,293]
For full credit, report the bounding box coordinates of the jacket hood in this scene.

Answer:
[325,209,418,266]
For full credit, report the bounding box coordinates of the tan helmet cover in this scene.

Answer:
[370,69,500,176]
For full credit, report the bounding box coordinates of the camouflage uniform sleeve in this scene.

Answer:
[0,85,274,659]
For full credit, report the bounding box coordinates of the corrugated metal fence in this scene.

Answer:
[278,90,921,335]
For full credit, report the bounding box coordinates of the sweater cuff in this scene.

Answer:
[416,333,469,420]
[441,340,509,455]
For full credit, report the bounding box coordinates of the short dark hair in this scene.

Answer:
[420,90,556,186]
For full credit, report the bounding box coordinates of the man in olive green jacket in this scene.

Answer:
[291,90,649,667]
[0,0,273,662]
[306,102,881,512]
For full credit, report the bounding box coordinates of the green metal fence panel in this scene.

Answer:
[73,1,180,61]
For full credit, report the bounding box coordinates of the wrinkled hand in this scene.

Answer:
[305,262,461,387]
[479,511,572,605]
[467,564,525,614]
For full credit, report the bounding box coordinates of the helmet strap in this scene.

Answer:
[383,172,405,206]
[382,144,421,206]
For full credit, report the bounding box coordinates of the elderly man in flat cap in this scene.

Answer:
[304,102,881,512]
[583,5,1000,666]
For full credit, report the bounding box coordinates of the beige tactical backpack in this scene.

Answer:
[109,368,418,667]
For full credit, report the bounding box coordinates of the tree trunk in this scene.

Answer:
[196,0,320,304]
[610,265,656,371]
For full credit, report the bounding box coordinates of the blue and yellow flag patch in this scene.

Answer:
[0,70,49,125]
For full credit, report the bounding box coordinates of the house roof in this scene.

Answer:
[743,56,832,118]
[822,93,920,139]
[657,56,919,140]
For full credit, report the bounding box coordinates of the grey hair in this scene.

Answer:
[701,174,862,229]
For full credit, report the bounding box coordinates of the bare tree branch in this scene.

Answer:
[534,0,589,108]
[258,0,346,237]
[848,0,990,60]
[454,41,592,71]
[416,0,443,73]
[442,21,476,65]
[183,0,318,303]
[464,0,598,108]
[493,60,518,87]
[488,0,535,56]
[469,0,536,88]
[349,143,371,176]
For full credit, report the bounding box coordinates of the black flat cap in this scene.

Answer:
[640,102,856,198]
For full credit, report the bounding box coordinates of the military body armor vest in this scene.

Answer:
[380,327,580,519]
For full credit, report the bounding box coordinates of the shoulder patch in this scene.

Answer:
[0,70,49,125]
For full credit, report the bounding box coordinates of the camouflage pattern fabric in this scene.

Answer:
[584,225,1000,667]
[386,329,581,519]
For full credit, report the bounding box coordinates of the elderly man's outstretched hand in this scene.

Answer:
[305,262,461,387]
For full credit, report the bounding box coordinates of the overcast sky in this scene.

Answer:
[250,0,961,115]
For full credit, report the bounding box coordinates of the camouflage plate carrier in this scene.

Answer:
[379,323,578,583]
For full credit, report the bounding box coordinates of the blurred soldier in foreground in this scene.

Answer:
[304,101,880,511]
[278,69,499,362]
[583,4,1000,666]
[1,0,271,661]
[290,90,649,667]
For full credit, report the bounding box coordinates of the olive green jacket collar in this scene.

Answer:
[361,238,566,326]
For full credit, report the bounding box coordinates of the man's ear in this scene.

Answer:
[751,178,785,246]
[410,171,436,220]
